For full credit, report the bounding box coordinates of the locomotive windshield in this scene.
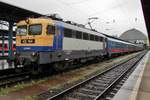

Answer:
[16,25,27,35]
[29,24,42,35]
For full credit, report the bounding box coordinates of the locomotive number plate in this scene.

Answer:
[21,39,35,44]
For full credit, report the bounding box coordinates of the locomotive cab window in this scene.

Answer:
[16,25,27,35]
[47,25,55,35]
[29,24,42,35]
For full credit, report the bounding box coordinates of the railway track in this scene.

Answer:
[0,71,31,87]
[47,51,147,100]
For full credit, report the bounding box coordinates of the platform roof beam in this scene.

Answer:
[141,0,150,42]
[0,1,42,60]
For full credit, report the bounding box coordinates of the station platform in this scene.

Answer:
[112,51,150,100]
[0,59,14,70]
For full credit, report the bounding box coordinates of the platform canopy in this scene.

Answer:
[0,0,149,42]
[141,0,150,41]
[0,1,42,22]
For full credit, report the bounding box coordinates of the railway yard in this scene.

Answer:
[1,1,150,100]
[0,50,149,100]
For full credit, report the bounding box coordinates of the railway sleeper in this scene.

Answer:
[79,88,101,95]
[84,85,106,91]
[72,92,96,100]
[94,80,111,84]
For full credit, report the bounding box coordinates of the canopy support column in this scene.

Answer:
[8,21,13,66]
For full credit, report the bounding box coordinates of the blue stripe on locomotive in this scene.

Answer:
[55,23,64,50]
[48,22,63,51]
[16,46,55,51]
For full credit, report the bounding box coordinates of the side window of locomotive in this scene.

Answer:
[47,25,55,35]
[83,33,89,40]
[72,30,76,38]
[76,31,82,39]
[90,34,94,41]
[64,28,72,38]
[99,36,103,42]
[95,35,99,41]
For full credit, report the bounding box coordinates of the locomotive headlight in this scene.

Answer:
[31,52,38,57]
[31,52,36,56]
[25,18,31,24]
[31,52,38,62]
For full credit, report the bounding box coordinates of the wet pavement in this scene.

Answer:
[112,51,150,100]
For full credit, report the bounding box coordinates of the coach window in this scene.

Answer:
[29,24,42,35]
[64,28,72,38]
[4,44,7,48]
[13,44,16,48]
[76,31,82,39]
[47,25,55,35]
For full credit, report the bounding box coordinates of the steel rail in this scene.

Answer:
[47,51,147,100]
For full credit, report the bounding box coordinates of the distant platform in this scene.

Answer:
[112,51,150,100]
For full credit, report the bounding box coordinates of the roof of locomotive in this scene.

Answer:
[16,16,142,48]
[54,20,106,37]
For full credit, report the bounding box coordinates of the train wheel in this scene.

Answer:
[53,62,71,72]
[53,63,66,72]
[31,63,41,75]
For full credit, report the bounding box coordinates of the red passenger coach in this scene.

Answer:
[0,36,16,58]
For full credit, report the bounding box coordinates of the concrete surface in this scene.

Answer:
[112,51,150,100]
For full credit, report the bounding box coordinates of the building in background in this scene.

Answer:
[120,28,148,47]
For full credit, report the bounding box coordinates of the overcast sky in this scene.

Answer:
[1,0,148,37]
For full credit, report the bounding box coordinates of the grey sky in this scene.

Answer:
[1,0,148,37]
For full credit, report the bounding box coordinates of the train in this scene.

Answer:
[0,36,16,58]
[13,16,144,72]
